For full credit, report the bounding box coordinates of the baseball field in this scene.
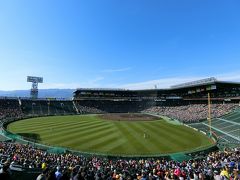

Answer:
[7,113,214,156]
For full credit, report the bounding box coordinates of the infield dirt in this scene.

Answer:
[97,113,160,121]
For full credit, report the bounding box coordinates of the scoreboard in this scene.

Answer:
[27,76,43,83]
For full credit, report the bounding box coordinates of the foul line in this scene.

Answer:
[202,122,240,142]
[216,118,240,126]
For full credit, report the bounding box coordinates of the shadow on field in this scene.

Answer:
[17,133,41,142]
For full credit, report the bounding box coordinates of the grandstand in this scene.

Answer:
[0,98,23,120]
[74,77,240,114]
[0,97,76,118]
[20,98,76,116]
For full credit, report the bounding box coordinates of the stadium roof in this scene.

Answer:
[76,88,128,91]
[170,78,240,90]
[171,77,217,89]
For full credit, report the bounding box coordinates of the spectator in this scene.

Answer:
[143,103,238,123]
[36,168,49,180]
[55,166,62,180]
[0,142,239,180]
[0,164,11,180]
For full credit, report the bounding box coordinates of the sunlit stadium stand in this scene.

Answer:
[143,103,238,123]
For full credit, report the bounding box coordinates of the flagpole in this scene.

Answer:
[208,93,212,136]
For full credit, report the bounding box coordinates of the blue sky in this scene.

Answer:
[0,0,240,90]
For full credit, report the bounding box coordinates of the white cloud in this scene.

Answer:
[88,76,104,84]
[216,72,240,82]
[119,71,240,90]
[40,76,105,89]
[41,83,81,89]
[119,77,202,90]
[101,67,131,73]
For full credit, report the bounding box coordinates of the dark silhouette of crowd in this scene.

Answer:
[0,142,239,180]
[144,103,238,123]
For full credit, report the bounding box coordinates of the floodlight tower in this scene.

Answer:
[27,76,43,99]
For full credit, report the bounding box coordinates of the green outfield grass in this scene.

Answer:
[7,114,214,156]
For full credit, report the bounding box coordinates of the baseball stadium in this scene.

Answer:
[0,77,239,179]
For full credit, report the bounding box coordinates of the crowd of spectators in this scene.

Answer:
[1,98,238,123]
[143,103,238,123]
[0,100,23,121]
[76,105,105,114]
[0,142,239,180]
[75,100,145,113]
